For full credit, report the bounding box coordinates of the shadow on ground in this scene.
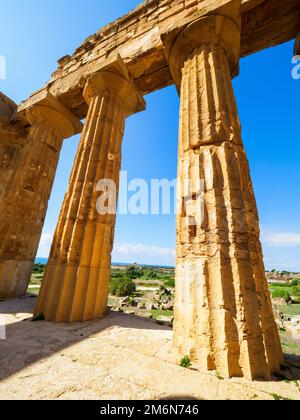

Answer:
[0,296,170,383]
[0,296,300,390]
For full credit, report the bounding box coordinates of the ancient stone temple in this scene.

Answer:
[1,0,299,380]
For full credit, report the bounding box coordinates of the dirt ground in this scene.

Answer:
[0,296,299,400]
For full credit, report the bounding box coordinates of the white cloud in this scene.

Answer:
[112,243,175,266]
[261,231,300,247]
[37,233,53,257]
[36,234,175,266]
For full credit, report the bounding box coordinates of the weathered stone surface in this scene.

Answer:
[19,0,300,118]
[0,92,17,123]
[0,94,82,299]
[0,94,28,201]
[0,298,299,400]
[162,9,284,380]
[1,0,296,384]
[34,57,145,322]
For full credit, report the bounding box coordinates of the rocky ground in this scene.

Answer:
[0,296,300,400]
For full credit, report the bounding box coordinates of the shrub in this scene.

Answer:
[180,356,192,369]
[291,286,300,297]
[164,277,175,288]
[144,270,158,279]
[290,279,300,287]
[125,265,143,279]
[110,277,136,297]
[32,313,45,322]
[271,288,291,303]
[32,263,45,274]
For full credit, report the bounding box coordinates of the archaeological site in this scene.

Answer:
[0,0,300,401]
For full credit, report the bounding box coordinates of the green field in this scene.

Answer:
[151,309,174,319]
[278,304,300,318]
[280,330,300,356]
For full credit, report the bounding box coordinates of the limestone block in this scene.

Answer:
[17,0,299,118]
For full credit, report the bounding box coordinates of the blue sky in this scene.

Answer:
[1,1,299,270]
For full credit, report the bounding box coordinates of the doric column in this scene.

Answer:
[0,92,82,299]
[35,57,145,322]
[162,12,284,380]
[0,93,27,201]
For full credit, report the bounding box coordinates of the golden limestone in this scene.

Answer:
[0,93,82,298]
[0,93,27,202]
[162,11,284,379]
[1,0,296,379]
[34,58,145,322]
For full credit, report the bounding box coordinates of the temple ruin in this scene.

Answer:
[0,0,299,380]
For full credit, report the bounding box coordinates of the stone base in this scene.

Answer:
[0,260,33,299]
[35,264,110,322]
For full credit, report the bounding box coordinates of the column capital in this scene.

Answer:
[161,9,241,90]
[83,55,146,116]
[18,91,83,139]
[0,92,17,123]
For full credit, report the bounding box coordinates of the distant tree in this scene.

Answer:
[281,271,290,276]
[145,270,158,279]
[32,263,45,274]
[125,265,143,278]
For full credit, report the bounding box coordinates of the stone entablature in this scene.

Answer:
[20,0,300,119]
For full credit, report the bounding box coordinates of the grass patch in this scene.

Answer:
[135,282,161,288]
[280,330,300,356]
[28,287,40,296]
[278,304,300,317]
[270,282,291,288]
[29,274,43,286]
[164,277,175,288]
[271,393,292,401]
[215,371,224,380]
[151,309,174,320]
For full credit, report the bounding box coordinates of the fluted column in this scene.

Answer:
[0,93,27,201]
[35,59,145,322]
[0,94,82,298]
[163,14,284,380]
